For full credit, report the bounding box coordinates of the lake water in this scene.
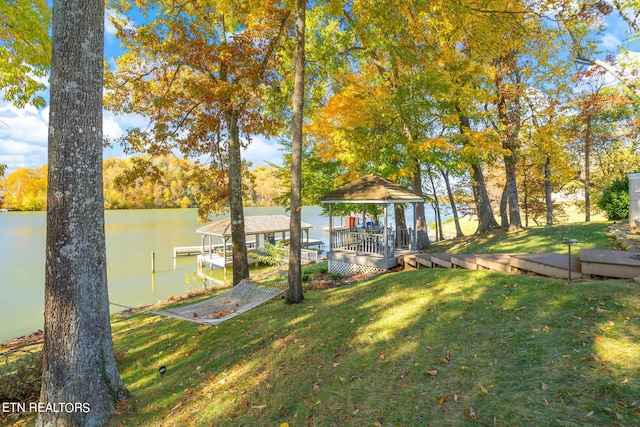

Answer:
[0,206,332,342]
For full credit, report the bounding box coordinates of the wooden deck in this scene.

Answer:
[404,249,640,280]
[580,249,640,278]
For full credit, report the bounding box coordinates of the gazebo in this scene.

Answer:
[196,214,314,273]
[319,174,425,276]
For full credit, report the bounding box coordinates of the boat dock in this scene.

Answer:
[173,238,324,258]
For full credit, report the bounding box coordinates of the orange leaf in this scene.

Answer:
[426,370,438,376]
[439,396,448,404]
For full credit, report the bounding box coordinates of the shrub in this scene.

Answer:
[597,176,629,221]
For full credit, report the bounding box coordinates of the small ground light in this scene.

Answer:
[563,239,577,281]
[159,366,167,376]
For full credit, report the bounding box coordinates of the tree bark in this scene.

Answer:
[440,166,464,238]
[225,110,250,285]
[411,160,430,249]
[584,118,592,222]
[286,0,305,304]
[38,1,128,425]
[544,154,553,225]
[457,111,499,234]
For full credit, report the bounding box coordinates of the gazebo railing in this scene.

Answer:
[330,228,396,258]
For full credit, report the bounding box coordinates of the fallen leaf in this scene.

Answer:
[541,383,548,391]
[379,354,385,360]
[586,411,594,417]
[454,393,459,403]
[591,352,601,362]
[251,404,267,411]
[352,408,360,415]
[171,402,183,411]
[469,407,476,419]
[543,398,549,405]
[313,384,322,391]
[426,370,438,376]
[439,396,448,404]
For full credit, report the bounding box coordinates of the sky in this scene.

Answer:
[0,7,636,175]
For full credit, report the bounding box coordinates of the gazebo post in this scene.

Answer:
[362,204,366,228]
[413,202,418,251]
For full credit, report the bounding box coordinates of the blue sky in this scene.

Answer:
[0,7,636,174]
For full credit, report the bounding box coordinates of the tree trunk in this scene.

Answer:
[286,0,305,304]
[499,184,509,228]
[471,163,500,234]
[584,118,591,222]
[38,1,128,425]
[544,154,553,225]
[225,110,250,285]
[440,166,464,238]
[412,160,430,249]
[457,111,499,234]
[504,150,522,230]
[394,204,407,247]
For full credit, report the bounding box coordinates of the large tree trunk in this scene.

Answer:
[286,0,305,304]
[38,1,128,425]
[504,150,522,230]
[471,163,500,234]
[412,160,430,249]
[544,154,553,225]
[225,110,250,285]
[499,184,509,228]
[457,111,499,234]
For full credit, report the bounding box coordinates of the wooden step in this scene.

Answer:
[475,254,514,273]
[510,253,582,279]
[580,249,640,278]
[431,254,452,268]
[451,254,477,270]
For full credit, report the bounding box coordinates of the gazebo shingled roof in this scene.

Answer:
[319,174,423,204]
[197,214,313,237]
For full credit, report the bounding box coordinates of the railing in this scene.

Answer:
[396,227,415,249]
[330,228,396,258]
[301,248,318,263]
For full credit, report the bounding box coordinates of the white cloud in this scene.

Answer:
[241,136,284,167]
[600,33,622,50]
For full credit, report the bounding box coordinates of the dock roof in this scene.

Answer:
[197,214,313,237]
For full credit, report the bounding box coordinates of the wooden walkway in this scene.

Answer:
[404,249,640,280]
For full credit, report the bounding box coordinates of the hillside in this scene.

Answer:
[2,221,639,426]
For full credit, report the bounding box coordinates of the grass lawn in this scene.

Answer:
[2,221,639,426]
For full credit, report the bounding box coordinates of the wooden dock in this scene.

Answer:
[173,239,324,258]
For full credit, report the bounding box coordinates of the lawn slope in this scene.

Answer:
[106,268,639,426]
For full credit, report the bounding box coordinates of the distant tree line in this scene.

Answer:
[0,156,286,212]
